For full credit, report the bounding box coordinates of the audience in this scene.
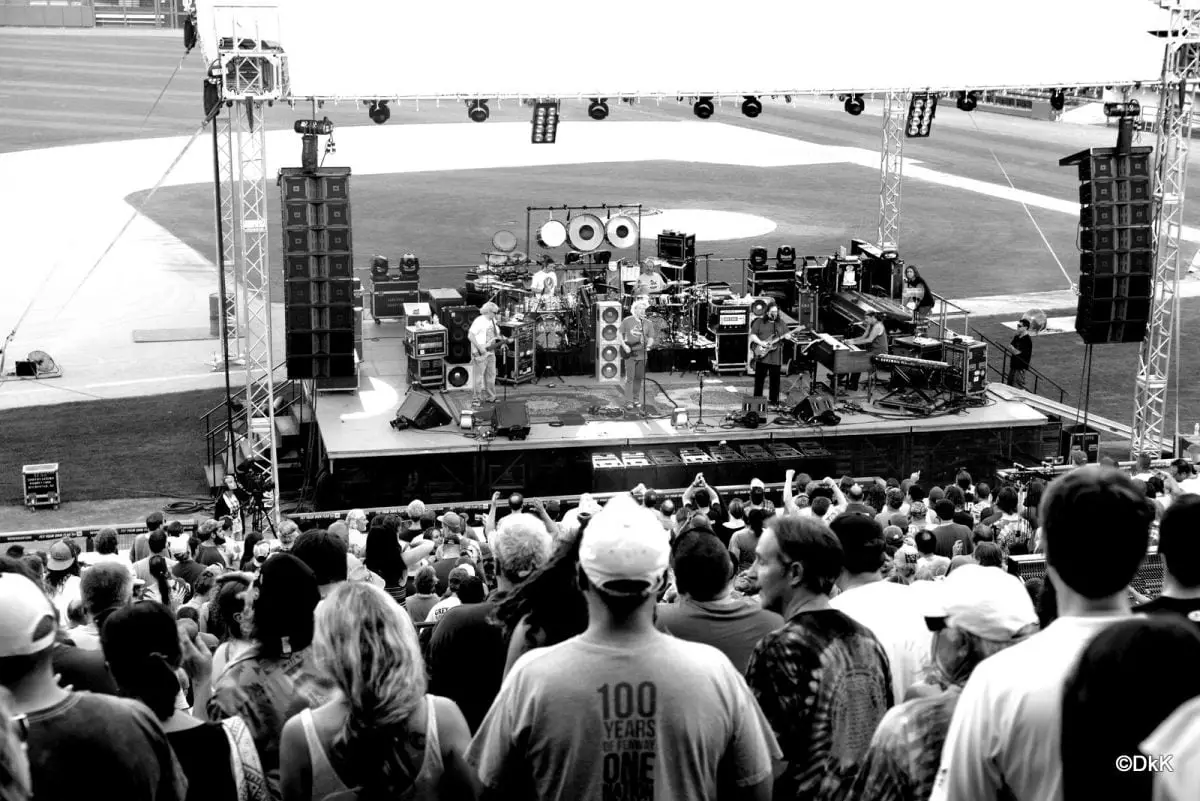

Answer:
[405,565,440,624]
[1135,495,1200,632]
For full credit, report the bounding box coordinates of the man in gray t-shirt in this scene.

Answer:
[467,495,779,800]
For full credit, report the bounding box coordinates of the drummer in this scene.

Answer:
[530,257,559,297]
[635,259,667,295]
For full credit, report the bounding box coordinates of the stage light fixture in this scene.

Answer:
[905,92,937,138]
[844,94,865,115]
[1103,100,1142,118]
[955,90,979,112]
[741,96,762,118]
[749,246,769,269]
[775,246,796,267]
[588,98,610,120]
[531,100,560,144]
[293,118,334,136]
[467,99,490,123]
[693,97,715,119]
[1050,89,1066,111]
[368,100,390,124]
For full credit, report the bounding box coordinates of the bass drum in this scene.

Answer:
[537,219,567,249]
[567,213,605,252]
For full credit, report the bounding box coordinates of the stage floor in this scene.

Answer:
[313,319,1048,463]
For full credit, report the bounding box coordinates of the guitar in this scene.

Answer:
[477,336,513,357]
[752,332,794,360]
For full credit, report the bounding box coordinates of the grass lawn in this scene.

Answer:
[0,388,224,504]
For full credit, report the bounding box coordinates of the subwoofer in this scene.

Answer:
[595,301,623,383]
[605,215,639,249]
[444,362,473,391]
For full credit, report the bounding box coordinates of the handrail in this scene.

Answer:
[969,326,1069,404]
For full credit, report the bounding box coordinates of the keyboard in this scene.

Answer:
[873,354,950,371]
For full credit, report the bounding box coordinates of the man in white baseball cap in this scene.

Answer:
[0,573,186,800]
[468,494,779,800]
[852,563,1038,800]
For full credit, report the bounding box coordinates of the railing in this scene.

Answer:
[201,361,303,490]
[969,327,1070,404]
[926,292,971,339]
[90,0,183,28]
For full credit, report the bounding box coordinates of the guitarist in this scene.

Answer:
[749,300,789,406]
[468,302,511,406]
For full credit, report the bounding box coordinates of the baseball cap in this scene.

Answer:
[750,478,766,490]
[578,494,669,596]
[924,563,1037,642]
[253,540,272,564]
[438,511,465,533]
[0,573,58,657]
[46,540,75,572]
[169,537,190,558]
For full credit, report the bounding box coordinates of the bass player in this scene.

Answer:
[749,300,790,406]
[468,301,512,406]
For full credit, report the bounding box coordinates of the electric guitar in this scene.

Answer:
[477,335,513,356]
[752,332,794,360]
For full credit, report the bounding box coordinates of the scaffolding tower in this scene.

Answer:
[877,91,906,250]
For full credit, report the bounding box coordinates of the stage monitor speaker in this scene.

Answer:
[444,362,473,391]
[595,301,624,383]
[749,296,772,318]
[442,306,480,364]
[393,390,452,430]
[492,400,531,440]
[794,394,834,423]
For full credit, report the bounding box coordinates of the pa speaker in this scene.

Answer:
[444,362,473,391]
[794,394,834,423]
[392,390,452,430]
[492,400,531,440]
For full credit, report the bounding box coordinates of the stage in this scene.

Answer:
[306,318,1056,506]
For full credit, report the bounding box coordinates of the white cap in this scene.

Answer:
[750,478,766,490]
[579,494,669,596]
[924,564,1038,642]
[0,573,58,657]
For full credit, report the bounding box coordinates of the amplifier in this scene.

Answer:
[942,340,989,395]
[498,321,536,384]
[406,354,445,389]
[405,324,447,358]
[710,305,751,334]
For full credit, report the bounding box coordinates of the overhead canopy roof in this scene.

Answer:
[195,0,1169,101]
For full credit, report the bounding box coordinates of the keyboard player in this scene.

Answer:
[844,310,888,391]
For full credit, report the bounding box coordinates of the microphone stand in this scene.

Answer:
[694,369,710,431]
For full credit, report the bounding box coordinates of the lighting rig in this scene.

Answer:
[467,99,489,122]
[367,99,390,124]
[843,94,865,115]
[294,117,334,172]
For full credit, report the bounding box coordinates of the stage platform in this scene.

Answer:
[307,320,1056,506]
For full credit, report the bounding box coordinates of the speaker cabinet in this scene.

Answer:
[795,394,834,422]
[442,306,480,364]
[490,400,530,440]
[444,362,473,391]
[595,301,623,383]
[394,390,452,430]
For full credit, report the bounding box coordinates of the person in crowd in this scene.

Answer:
[905,501,929,537]
[1006,317,1033,388]
[0,685,31,801]
[102,600,267,801]
[433,519,474,593]
[721,497,748,545]
[131,511,165,564]
[913,530,950,581]
[852,563,1039,801]
[279,581,475,801]
[681,475,728,526]
[657,529,782,672]
[185,569,217,617]
[431,514,552,734]
[729,507,767,574]
[972,541,1005,568]
[829,514,930,704]
[144,554,188,610]
[207,574,254,678]
[749,299,790,405]
[929,500,972,558]
[3,546,22,560]
[171,537,206,589]
[0,572,187,800]
[1135,495,1200,632]
[405,566,440,624]
[275,519,300,553]
[342,509,369,553]
[290,529,353,599]
[78,528,129,573]
[1140,688,1200,801]
[469,494,779,800]
[196,520,230,568]
[237,531,264,572]
[1168,457,1200,496]
[68,562,134,652]
[425,566,476,623]
[931,466,1154,800]
[1061,616,1200,801]
[206,554,333,798]
[837,483,876,518]
[875,487,906,529]
[943,487,975,530]
[746,514,892,800]
[365,517,435,607]
[44,540,82,624]
[988,486,1033,555]
[214,475,247,538]
[1021,479,1046,530]
[134,529,174,585]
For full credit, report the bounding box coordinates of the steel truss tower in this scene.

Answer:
[878,91,906,250]
[213,110,244,365]
[1132,1,1200,457]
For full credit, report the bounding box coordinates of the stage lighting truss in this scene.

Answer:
[532,100,560,144]
[588,98,610,120]
[693,96,715,119]
[844,94,865,116]
[955,90,981,112]
[905,92,937,138]
[368,99,390,124]
[467,99,490,123]
[217,45,285,101]
[741,96,763,118]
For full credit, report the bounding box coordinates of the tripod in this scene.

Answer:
[245,489,276,537]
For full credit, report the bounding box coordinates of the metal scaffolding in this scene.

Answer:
[877,91,905,250]
[212,110,244,365]
[1132,1,1200,457]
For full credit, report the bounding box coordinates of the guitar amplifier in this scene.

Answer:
[406,354,446,389]
[942,340,989,395]
[710,305,751,334]
[498,321,535,385]
[405,324,447,358]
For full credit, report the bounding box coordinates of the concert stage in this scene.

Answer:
[308,320,1056,507]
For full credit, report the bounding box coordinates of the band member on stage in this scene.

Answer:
[530,258,559,296]
[469,302,508,406]
[619,300,656,408]
[749,301,790,405]
[635,259,667,295]
[903,265,936,329]
[1007,317,1033,389]
[845,310,889,391]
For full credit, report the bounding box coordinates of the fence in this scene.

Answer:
[90,0,184,27]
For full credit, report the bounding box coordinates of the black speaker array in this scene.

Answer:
[1062,146,1154,344]
[441,306,480,364]
[279,167,357,378]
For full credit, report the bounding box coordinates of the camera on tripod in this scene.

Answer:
[235,468,274,497]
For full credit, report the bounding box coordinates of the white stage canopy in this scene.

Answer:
[195,0,1168,101]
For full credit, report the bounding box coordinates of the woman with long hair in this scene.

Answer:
[903,264,936,327]
[44,540,81,624]
[206,574,255,677]
[102,601,267,801]
[365,517,434,607]
[728,508,767,574]
[279,581,475,801]
[494,531,589,678]
[238,531,264,572]
[144,554,187,610]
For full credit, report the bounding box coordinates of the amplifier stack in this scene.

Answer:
[405,324,447,390]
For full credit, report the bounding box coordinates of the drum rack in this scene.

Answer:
[526,203,644,267]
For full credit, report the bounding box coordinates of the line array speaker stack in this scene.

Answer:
[441,306,480,364]
[595,301,623,383]
[279,167,358,387]
[1060,145,1153,344]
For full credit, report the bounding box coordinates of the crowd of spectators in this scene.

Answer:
[1,457,1199,800]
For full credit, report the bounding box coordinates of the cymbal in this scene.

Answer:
[562,278,589,285]
[665,280,692,287]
